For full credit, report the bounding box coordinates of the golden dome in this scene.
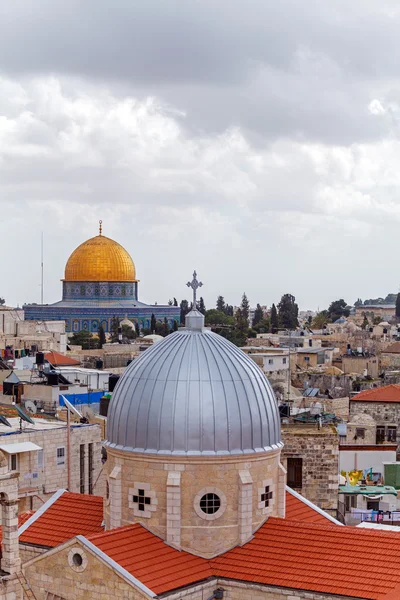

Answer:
[64,232,137,282]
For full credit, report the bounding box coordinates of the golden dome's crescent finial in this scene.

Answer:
[99,220,102,236]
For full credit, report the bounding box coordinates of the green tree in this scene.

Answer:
[312,310,329,329]
[135,322,140,337]
[361,314,369,330]
[173,297,178,306]
[396,293,400,319]
[198,297,206,315]
[98,325,106,349]
[173,320,178,331]
[278,294,298,329]
[253,317,270,334]
[253,303,264,326]
[205,309,234,326]
[270,304,279,333]
[168,299,173,306]
[225,304,234,317]
[241,293,250,323]
[328,299,350,321]
[121,324,136,340]
[155,318,170,337]
[216,295,226,313]
[354,298,363,307]
[0,297,5,306]
[110,316,120,343]
[151,313,157,333]
[69,330,99,350]
[180,299,190,324]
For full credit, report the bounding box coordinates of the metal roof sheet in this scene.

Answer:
[0,442,42,453]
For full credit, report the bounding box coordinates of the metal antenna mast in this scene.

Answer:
[41,232,44,305]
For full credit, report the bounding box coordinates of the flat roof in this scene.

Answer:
[339,485,397,496]
[0,441,42,453]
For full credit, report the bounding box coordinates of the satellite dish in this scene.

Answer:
[61,396,83,419]
[0,414,12,427]
[15,405,35,425]
[24,400,37,415]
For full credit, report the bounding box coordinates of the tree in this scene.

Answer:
[110,316,120,343]
[198,297,206,315]
[252,317,270,334]
[241,293,250,323]
[98,325,106,349]
[354,298,363,307]
[168,299,173,306]
[270,304,279,333]
[327,299,350,322]
[151,313,157,333]
[69,330,99,350]
[180,299,190,324]
[396,293,400,319]
[155,317,170,337]
[173,297,178,306]
[0,298,5,306]
[135,322,140,337]
[173,320,178,331]
[312,310,329,329]
[278,294,298,329]
[216,296,226,313]
[253,304,264,326]
[205,309,234,327]
[121,324,136,340]
[225,304,234,316]
[361,314,369,330]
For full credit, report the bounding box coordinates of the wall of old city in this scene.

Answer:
[281,425,339,510]
[349,401,400,438]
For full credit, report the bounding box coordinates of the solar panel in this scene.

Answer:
[0,414,12,427]
[15,405,35,425]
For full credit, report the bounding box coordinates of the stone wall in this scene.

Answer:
[292,396,349,420]
[381,352,400,370]
[349,401,400,444]
[19,543,46,564]
[24,539,147,600]
[281,425,339,510]
[105,448,285,558]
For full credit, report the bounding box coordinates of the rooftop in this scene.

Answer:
[19,490,104,547]
[83,516,400,599]
[383,342,400,354]
[352,385,400,403]
[44,351,80,367]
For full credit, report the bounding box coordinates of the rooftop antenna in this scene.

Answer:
[187,271,203,309]
[41,232,44,305]
[99,220,102,236]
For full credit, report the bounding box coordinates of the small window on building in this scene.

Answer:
[287,457,302,489]
[56,446,65,466]
[355,428,365,440]
[132,489,152,512]
[37,449,44,469]
[387,426,397,442]
[268,359,274,365]
[199,493,221,515]
[345,495,357,512]
[261,486,273,508]
[9,454,18,472]
[304,356,310,362]
[376,427,385,444]
[282,357,287,364]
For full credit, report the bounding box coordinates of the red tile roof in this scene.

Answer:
[20,492,103,547]
[352,384,400,403]
[87,518,400,599]
[88,524,213,595]
[383,342,400,354]
[44,351,80,367]
[285,489,337,525]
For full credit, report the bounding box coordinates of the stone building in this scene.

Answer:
[281,423,339,511]
[4,284,400,598]
[350,385,400,449]
[0,415,102,511]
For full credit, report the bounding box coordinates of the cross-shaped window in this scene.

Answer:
[261,486,273,508]
[132,489,151,512]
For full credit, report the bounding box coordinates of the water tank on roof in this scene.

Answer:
[100,395,110,417]
[108,374,120,393]
[95,359,103,370]
[310,401,322,416]
[36,352,44,365]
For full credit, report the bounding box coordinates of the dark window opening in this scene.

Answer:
[355,428,365,439]
[376,427,385,444]
[88,442,93,495]
[199,493,221,514]
[387,426,397,442]
[287,457,303,489]
[132,489,151,511]
[79,444,85,494]
[261,486,273,507]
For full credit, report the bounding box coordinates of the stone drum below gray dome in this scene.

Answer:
[106,312,282,456]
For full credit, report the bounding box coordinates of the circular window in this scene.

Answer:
[194,487,227,521]
[200,493,221,515]
[68,547,88,572]
[73,553,83,567]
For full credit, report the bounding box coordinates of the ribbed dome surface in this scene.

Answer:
[64,234,136,282]
[106,328,281,456]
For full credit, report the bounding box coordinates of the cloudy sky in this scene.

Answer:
[2,0,400,311]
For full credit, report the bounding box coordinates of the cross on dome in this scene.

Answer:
[186,271,203,308]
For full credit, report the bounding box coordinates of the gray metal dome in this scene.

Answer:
[106,313,282,456]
